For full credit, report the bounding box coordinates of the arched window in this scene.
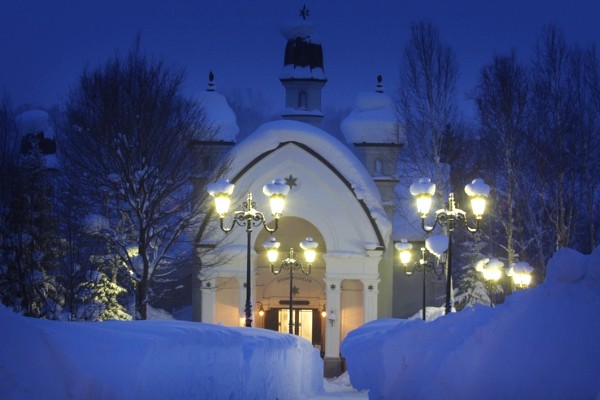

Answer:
[298,91,307,109]
[374,158,383,175]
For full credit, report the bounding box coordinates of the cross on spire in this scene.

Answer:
[299,4,310,20]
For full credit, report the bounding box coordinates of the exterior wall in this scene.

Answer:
[215,277,241,326]
[340,279,364,340]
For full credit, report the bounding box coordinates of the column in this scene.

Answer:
[361,278,380,323]
[324,276,341,377]
[200,278,217,323]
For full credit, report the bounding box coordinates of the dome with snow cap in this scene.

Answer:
[16,109,58,169]
[279,6,326,82]
[16,109,54,138]
[196,72,239,143]
[340,75,405,145]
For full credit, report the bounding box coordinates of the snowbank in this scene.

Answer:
[341,246,600,399]
[0,311,323,399]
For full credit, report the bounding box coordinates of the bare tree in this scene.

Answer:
[62,40,218,319]
[396,21,462,197]
[575,46,600,253]
[472,51,530,266]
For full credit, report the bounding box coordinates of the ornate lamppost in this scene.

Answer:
[207,178,290,327]
[410,178,491,315]
[395,239,445,321]
[263,236,318,334]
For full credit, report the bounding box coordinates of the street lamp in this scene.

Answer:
[410,178,491,315]
[476,258,504,306]
[207,178,290,327]
[395,239,444,320]
[263,236,318,334]
[506,261,533,290]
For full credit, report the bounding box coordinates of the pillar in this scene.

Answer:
[324,276,342,377]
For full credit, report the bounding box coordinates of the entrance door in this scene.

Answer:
[277,309,313,342]
[265,308,322,346]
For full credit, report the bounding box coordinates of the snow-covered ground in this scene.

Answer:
[2,245,599,399]
[342,246,600,399]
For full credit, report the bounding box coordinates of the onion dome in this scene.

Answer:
[340,75,405,145]
[279,5,326,82]
[196,71,239,142]
[16,109,58,169]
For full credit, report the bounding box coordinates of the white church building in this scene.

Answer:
[191,10,428,376]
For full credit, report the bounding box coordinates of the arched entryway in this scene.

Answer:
[254,216,327,351]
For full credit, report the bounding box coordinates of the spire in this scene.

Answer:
[207,71,216,92]
[299,4,310,20]
[279,7,327,125]
[376,74,384,93]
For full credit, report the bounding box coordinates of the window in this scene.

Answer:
[298,91,307,109]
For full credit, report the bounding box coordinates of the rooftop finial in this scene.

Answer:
[207,70,215,92]
[299,4,310,20]
[376,73,384,93]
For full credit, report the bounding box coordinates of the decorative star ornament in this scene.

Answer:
[284,174,298,189]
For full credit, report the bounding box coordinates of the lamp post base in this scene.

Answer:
[324,357,343,378]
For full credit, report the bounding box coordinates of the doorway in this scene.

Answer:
[265,308,322,346]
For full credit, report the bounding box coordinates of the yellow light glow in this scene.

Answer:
[269,194,285,216]
[416,195,432,216]
[321,309,327,318]
[513,273,532,287]
[482,268,502,282]
[126,246,139,258]
[267,248,279,263]
[470,196,487,218]
[214,193,231,215]
[400,249,412,265]
[258,308,265,317]
[304,249,317,263]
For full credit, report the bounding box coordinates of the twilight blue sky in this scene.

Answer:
[1,1,599,117]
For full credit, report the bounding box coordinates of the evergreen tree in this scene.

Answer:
[454,235,491,310]
[78,255,131,321]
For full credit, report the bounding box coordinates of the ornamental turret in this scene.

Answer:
[279,5,327,125]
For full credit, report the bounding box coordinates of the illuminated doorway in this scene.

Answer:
[265,308,322,346]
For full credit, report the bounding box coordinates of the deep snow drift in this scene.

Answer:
[2,246,600,399]
[0,310,324,399]
[342,246,600,399]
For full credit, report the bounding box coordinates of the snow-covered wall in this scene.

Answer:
[0,311,324,399]
[342,245,600,399]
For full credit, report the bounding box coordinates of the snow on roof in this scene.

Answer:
[16,109,54,138]
[196,90,239,142]
[280,65,326,80]
[228,119,392,239]
[341,90,405,145]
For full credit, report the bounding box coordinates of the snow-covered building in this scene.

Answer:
[192,11,410,376]
[16,109,59,170]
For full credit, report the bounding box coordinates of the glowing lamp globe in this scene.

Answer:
[207,179,235,216]
[465,178,491,219]
[410,178,436,217]
[263,178,290,217]
[263,237,281,264]
[300,237,319,263]
[395,240,413,265]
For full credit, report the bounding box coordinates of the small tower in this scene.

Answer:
[279,5,327,125]
[192,71,238,176]
[340,75,405,218]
